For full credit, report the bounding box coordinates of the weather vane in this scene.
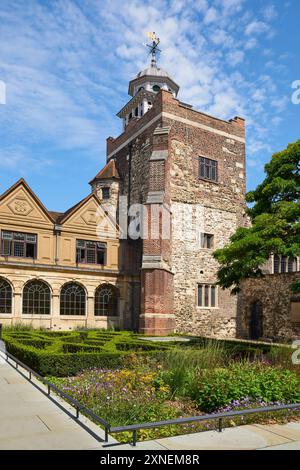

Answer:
[145,32,161,65]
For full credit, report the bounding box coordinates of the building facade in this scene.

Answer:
[91,55,247,337]
[238,256,300,341]
[0,51,249,336]
[0,179,132,330]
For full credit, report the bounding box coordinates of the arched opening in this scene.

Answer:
[0,277,12,314]
[288,257,297,272]
[23,280,51,315]
[60,282,86,316]
[273,254,280,273]
[249,300,263,340]
[94,284,119,317]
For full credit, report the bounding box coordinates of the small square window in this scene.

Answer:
[199,157,218,182]
[200,233,214,249]
[102,187,110,200]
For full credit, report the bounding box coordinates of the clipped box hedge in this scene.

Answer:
[5,339,129,376]
[3,330,165,376]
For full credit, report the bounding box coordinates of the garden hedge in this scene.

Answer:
[2,330,165,376]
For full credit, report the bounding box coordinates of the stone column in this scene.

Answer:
[51,294,60,329]
[13,292,22,324]
[86,295,95,329]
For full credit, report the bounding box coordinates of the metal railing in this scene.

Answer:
[110,402,300,446]
[0,349,111,442]
[1,346,300,447]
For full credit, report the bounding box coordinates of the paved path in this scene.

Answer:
[0,359,116,450]
[114,422,300,450]
[1,356,300,450]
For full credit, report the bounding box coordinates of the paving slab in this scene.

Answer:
[262,441,300,450]
[135,425,291,450]
[253,422,300,442]
[0,361,111,450]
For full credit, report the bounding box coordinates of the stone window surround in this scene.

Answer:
[199,232,215,249]
[198,156,218,183]
[272,254,299,274]
[196,283,219,309]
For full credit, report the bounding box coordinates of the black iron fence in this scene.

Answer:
[1,346,300,447]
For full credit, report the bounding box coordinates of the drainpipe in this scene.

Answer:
[54,225,62,264]
[127,143,132,213]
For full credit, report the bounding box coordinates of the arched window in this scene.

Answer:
[281,256,287,273]
[95,284,118,317]
[288,257,297,273]
[23,280,51,315]
[249,300,263,340]
[60,282,86,316]
[273,255,280,273]
[0,278,12,314]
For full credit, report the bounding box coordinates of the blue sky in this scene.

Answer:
[0,0,299,211]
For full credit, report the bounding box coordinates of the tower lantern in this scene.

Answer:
[117,32,179,130]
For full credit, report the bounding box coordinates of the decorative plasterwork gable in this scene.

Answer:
[8,197,34,217]
[62,195,119,240]
[0,182,54,226]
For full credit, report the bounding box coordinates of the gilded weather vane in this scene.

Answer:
[145,32,161,65]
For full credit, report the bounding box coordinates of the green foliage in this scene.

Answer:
[2,329,167,376]
[189,363,300,412]
[50,368,178,430]
[214,140,300,293]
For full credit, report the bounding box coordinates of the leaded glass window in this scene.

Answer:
[60,283,86,316]
[95,284,118,316]
[23,280,50,315]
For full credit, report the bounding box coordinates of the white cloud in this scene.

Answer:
[203,7,218,24]
[244,38,257,50]
[219,0,245,15]
[226,50,245,66]
[245,21,269,36]
[263,5,278,21]
[271,96,289,112]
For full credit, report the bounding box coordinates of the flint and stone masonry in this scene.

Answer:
[99,62,247,335]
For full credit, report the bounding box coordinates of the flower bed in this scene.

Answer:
[50,355,300,443]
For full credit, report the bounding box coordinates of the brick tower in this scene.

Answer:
[91,35,247,337]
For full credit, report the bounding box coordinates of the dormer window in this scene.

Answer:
[102,187,110,200]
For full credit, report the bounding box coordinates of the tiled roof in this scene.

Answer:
[89,159,120,185]
[48,211,64,223]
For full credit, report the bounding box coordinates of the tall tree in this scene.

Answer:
[213,140,300,293]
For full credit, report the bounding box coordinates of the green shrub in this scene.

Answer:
[15,338,53,349]
[116,341,163,352]
[189,363,300,412]
[4,335,163,376]
[62,342,103,353]
[5,340,126,375]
